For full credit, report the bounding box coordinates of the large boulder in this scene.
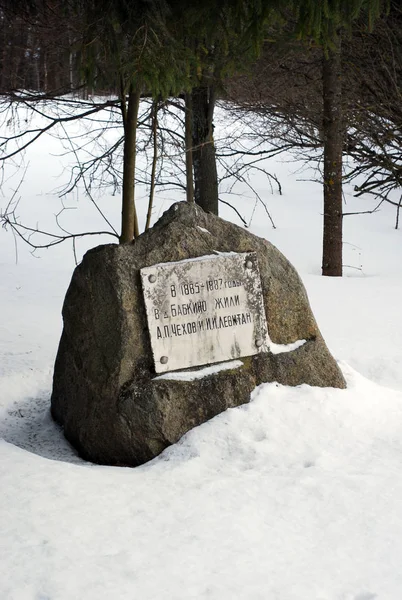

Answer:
[51,202,345,466]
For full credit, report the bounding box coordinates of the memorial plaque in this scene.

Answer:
[141,252,269,373]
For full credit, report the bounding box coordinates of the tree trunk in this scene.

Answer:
[184,91,194,203]
[120,85,140,243]
[0,19,8,91]
[145,100,158,231]
[39,49,48,92]
[322,35,343,277]
[191,84,219,214]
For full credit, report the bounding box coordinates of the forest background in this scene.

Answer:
[0,0,401,276]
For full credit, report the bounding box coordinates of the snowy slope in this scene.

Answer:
[1,108,402,600]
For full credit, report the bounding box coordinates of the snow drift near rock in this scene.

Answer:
[1,367,402,600]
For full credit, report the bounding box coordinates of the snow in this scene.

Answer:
[144,251,240,268]
[154,359,244,380]
[1,105,402,599]
[268,337,306,354]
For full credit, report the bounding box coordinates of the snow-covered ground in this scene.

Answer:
[1,107,402,599]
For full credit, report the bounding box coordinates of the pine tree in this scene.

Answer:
[77,0,193,241]
[294,0,388,276]
[168,0,282,215]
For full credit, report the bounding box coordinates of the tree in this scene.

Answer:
[343,1,402,227]
[294,0,388,276]
[226,1,390,276]
[76,0,193,242]
[171,0,284,215]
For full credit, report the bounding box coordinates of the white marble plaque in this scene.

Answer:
[140,252,269,373]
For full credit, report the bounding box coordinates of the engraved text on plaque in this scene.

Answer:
[140,252,269,373]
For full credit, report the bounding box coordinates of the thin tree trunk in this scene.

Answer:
[0,17,5,91]
[39,49,48,92]
[191,84,219,214]
[145,100,158,231]
[184,91,194,203]
[69,51,73,90]
[120,85,140,243]
[396,194,402,230]
[322,34,343,276]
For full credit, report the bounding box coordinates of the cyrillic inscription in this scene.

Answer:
[141,253,269,373]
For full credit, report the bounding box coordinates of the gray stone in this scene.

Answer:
[51,202,346,466]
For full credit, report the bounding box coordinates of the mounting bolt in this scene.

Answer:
[246,260,253,269]
[255,339,263,348]
[148,274,156,283]
[160,356,169,364]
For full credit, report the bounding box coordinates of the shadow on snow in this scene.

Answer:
[0,392,84,465]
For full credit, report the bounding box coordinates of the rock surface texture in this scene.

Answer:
[51,202,346,466]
